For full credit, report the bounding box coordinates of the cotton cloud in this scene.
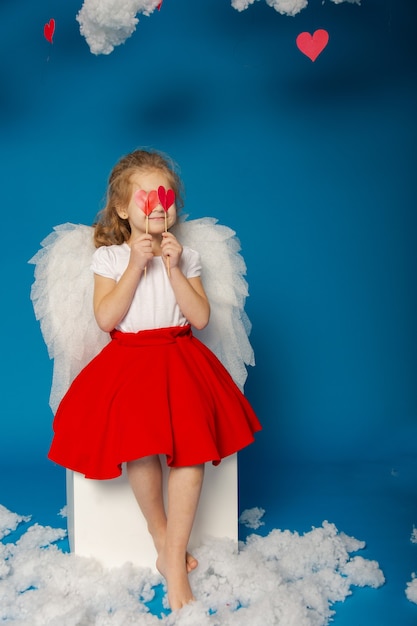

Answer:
[406,576,417,604]
[1,504,385,625]
[77,0,161,55]
[239,506,265,529]
[231,0,307,13]
[405,527,417,604]
[231,0,360,15]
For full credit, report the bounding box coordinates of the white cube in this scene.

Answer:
[66,454,238,570]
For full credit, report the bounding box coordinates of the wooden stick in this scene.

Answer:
[144,215,148,278]
[164,212,170,277]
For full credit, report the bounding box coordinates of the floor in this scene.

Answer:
[1,456,417,625]
[239,455,417,625]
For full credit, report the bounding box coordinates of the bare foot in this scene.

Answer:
[150,529,198,574]
[186,552,198,573]
[157,549,196,611]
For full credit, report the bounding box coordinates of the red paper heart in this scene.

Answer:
[135,189,161,216]
[157,186,176,212]
[147,189,159,214]
[134,189,147,212]
[44,18,55,44]
[296,29,329,62]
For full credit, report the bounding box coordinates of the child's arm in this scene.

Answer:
[161,232,210,331]
[93,234,152,332]
[169,272,210,330]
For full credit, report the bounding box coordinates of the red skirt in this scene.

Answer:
[48,325,261,479]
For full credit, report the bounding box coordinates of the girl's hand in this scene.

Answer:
[129,233,154,271]
[161,232,182,271]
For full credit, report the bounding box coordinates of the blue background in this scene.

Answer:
[1,1,417,624]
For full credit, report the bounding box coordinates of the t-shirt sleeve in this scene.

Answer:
[91,246,117,279]
[182,247,202,279]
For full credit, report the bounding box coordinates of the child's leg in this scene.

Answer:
[157,464,205,610]
[126,455,167,555]
[126,457,202,582]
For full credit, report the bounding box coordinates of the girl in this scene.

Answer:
[39,149,261,611]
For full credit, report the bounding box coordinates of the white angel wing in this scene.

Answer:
[29,223,110,413]
[29,218,255,414]
[172,217,255,390]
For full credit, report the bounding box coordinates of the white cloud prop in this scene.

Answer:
[406,576,417,604]
[76,0,161,55]
[77,0,361,54]
[231,0,360,15]
[231,0,305,14]
[1,503,385,625]
[239,506,265,529]
[405,527,417,604]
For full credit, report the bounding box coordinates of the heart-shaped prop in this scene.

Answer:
[296,29,329,62]
[134,189,147,212]
[157,185,175,276]
[134,189,159,216]
[134,189,160,277]
[44,19,55,44]
[157,186,176,212]
[147,189,159,214]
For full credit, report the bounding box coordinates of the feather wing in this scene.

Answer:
[29,223,109,413]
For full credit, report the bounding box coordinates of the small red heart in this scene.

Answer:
[44,18,55,44]
[157,186,176,212]
[165,189,175,210]
[296,29,329,62]
[134,189,147,212]
[147,189,159,214]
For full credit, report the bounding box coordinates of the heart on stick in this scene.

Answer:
[147,190,159,214]
[157,186,176,213]
[44,19,55,44]
[296,29,329,62]
[134,189,159,216]
[158,185,175,243]
[134,189,147,213]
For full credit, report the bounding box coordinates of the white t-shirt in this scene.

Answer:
[91,243,202,333]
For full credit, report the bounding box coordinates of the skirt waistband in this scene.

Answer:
[110,325,192,347]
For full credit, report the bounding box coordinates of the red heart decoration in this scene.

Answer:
[296,29,329,62]
[158,186,176,212]
[147,189,159,214]
[134,189,147,212]
[44,18,55,44]
[135,189,162,216]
